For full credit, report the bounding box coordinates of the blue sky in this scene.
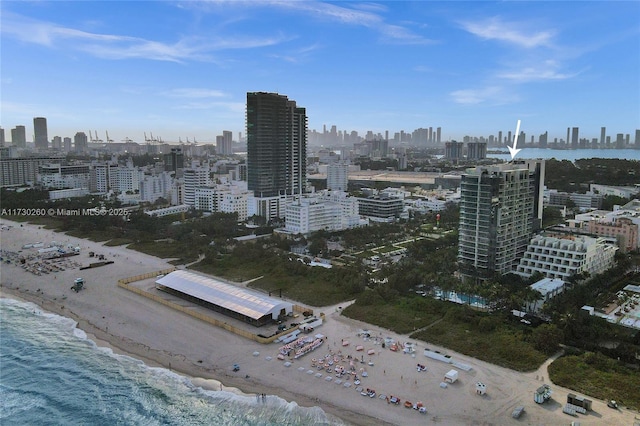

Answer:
[1,1,639,144]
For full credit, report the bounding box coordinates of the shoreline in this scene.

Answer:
[1,219,636,426]
[0,288,370,426]
[0,221,383,426]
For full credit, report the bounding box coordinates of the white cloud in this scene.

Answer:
[497,60,583,82]
[224,0,435,45]
[498,68,578,83]
[171,1,435,47]
[351,3,389,14]
[269,43,322,63]
[460,17,555,48]
[1,12,289,62]
[380,24,433,45]
[79,39,203,63]
[450,86,518,105]
[273,1,381,25]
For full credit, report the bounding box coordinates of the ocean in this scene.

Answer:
[0,298,343,426]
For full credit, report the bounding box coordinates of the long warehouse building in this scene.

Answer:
[155,270,293,327]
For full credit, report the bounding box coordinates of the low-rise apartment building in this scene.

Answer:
[516,234,617,280]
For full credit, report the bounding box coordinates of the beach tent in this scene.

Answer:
[156,270,293,326]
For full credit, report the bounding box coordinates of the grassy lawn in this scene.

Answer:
[104,238,135,246]
[127,240,201,264]
[411,318,547,372]
[192,256,267,282]
[10,217,116,242]
[64,229,113,242]
[343,296,548,372]
[376,245,401,254]
[194,262,359,307]
[247,275,353,308]
[549,352,640,410]
[342,296,445,334]
[3,217,65,230]
[393,238,422,248]
[192,252,362,307]
[18,217,61,229]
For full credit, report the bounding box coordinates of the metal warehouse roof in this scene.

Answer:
[155,270,292,320]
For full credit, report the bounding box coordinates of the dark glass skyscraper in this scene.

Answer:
[33,117,48,150]
[458,160,545,282]
[571,127,579,149]
[163,147,184,173]
[246,92,307,198]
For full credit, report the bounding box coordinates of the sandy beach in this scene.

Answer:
[1,218,637,426]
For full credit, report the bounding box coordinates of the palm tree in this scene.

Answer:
[438,276,457,301]
[521,287,543,313]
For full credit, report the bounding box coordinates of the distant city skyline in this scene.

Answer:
[1,1,639,143]
[2,119,638,149]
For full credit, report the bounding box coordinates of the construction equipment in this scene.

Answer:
[534,384,552,404]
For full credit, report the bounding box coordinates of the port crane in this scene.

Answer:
[144,132,161,144]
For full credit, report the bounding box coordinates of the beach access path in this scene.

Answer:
[0,219,636,426]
